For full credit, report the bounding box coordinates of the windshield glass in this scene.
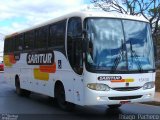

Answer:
[85,18,155,72]
[123,20,154,71]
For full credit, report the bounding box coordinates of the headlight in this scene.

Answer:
[143,82,155,90]
[87,83,110,91]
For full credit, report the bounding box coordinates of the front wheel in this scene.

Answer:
[55,83,75,110]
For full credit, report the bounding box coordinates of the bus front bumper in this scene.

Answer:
[83,87,155,106]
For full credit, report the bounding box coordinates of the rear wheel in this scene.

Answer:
[55,83,75,110]
[23,90,31,97]
[15,77,31,97]
[108,104,122,109]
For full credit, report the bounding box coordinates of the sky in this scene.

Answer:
[0,0,91,35]
[0,0,91,61]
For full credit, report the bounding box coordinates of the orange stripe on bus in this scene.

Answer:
[111,79,125,82]
[39,63,56,73]
[9,54,16,64]
[111,79,134,83]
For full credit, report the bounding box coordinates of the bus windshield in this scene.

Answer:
[85,18,155,72]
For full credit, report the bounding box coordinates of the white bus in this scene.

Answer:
[4,11,155,110]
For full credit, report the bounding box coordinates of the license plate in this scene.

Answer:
[120,101,130,104]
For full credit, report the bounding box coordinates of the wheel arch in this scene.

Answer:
[54,80,64,97]
[15,74,20,87]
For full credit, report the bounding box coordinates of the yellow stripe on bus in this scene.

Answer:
[4,55,12,67]
[125,79,134,82]
[34,68,49,81]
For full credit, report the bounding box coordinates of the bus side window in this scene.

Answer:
[4,38,12,53]
[56,21,66,48]
[14,34,24,51]
[24,31,34,51]
[49,24,56,48]
[49,20,66,50]
[35,27,48,49]
[67,17,83,74]
[10,38,15,52]
[19,34,24,51]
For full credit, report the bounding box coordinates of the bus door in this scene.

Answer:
[67,17,84,105]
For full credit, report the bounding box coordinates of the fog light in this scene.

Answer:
[97,96,100,100]
[146,93,152,97]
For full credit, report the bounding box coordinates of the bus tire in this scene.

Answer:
[23,90,31,97]
[55,82,75,111]
[15,77,31,97]
[108,104,121,109]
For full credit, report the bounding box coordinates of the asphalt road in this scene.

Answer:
[0,73,160,120]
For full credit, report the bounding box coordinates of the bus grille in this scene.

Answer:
[108,95,142,100]
[112,87,141,91]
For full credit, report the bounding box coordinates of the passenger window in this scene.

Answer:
[35,27,48,49]
[24,31,34,50]
[49,20,66,49]
[4,38,13,53]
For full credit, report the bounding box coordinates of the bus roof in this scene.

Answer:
[5,11,149,38]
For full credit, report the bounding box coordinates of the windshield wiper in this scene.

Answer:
[111,40,125,73]
[130,41,143,72]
